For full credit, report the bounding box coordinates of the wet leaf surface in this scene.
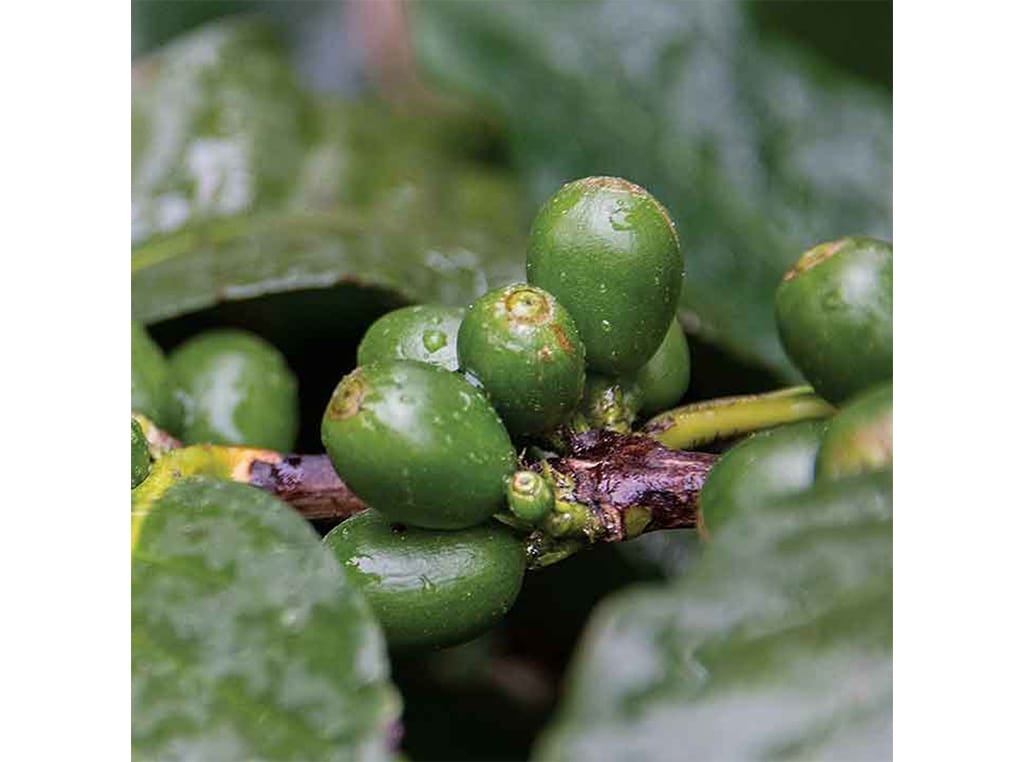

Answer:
[132,478,400,759]
[132,19,527,326]
[535,470,892,760]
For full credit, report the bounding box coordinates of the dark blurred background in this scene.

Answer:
[133,1,892,91]
[132,3,891,758]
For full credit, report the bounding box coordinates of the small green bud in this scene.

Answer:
[572,374,642,434]
[506,470,555,524]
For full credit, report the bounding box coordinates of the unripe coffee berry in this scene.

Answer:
[458,284,585,438]
[358,305,464,371]
[775,237,892,403]
[324,510,526,651]
[635,319,691,416]
[169,329,299,451]
[321,360,516,530]
[527,176,683,376]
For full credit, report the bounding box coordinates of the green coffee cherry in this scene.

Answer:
[506,470,554,525]
[458,284,585,438]
[527,176,683,376]
[635,319,691,416]
[324,509,526,651]
[700,419,827,533]
[321,360,517,530]
[816,381,893,482]
[169,329,299,452]
[131,321,178,431]
[572,374,642,434]
[131,418,151,489]
[775,237,893,403]
[357,305,464,372]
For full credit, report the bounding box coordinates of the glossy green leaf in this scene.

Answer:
[132,18,526,325]
[132,478,400,759]
[535,470,892,760]
[413,0,892,377]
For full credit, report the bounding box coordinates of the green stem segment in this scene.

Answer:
[568,375,641,435]
[641,386,834,450]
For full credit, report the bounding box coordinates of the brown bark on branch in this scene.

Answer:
[242,431,717,541]
[549,430,717,542]
[247,454,368,521]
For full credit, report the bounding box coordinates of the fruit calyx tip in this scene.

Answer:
[784,239,845,282]
[327,370,366,421]
[504,285,553,326]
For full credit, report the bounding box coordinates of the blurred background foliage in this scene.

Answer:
[132,0,891,395]
[131,3,891,759]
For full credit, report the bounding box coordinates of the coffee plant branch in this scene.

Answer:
[132,415,718,547]
[132,386,830,561]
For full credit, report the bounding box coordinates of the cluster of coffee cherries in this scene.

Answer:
[319,176,689,648]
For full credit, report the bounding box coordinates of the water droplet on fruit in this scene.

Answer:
[609,201,633,231]
[422,329,448,353]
